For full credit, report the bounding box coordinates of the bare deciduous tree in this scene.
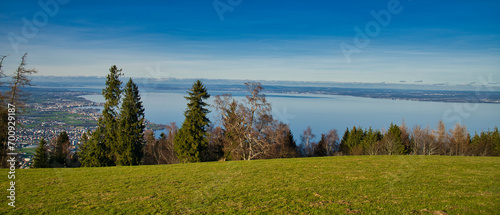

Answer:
[0,55,7,89]
[143,123,178,165]
[433,120,449,155]
[449,123,469,156]
[214,94,246,160]
[213,82,275,160]
[411,125,436,155]
[9,53,38,109]
[300,126,315,157]
[381,134,397,155]
[324,129,339,156]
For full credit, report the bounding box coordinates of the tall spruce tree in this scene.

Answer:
[33,138,49,168]
[79,65,122,167]
[117,78,145,165]
[174,80,211,163]
[383,123,405,155]
[102,65,123,164]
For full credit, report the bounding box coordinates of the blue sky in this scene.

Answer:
[1,0,499,84]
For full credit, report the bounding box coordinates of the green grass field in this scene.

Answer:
[23,111,97,129]
[18,147,37,157]
[1,156,498,214]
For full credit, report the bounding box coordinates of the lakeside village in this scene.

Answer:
[14,90,163,168]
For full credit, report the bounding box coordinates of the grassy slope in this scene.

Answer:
[1,156,499,214]
[18,147,37,157]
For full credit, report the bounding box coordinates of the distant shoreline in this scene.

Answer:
[14,76,500,104]
[26,85,500,104]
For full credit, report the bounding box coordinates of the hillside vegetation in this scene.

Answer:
[1,156,499,214]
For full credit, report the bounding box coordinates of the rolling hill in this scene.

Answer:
[1,156,498,214]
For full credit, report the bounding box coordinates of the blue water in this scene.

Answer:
[81,91,500,141]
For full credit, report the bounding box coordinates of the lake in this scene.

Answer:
[81,90,500,141]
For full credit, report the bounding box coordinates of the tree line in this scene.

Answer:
[308,122,499,157]
[23,65,500,168]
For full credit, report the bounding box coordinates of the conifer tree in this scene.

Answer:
[79,129,111,167]
[313,134,328,157]
[285,129,298,157]
[382,123,405,155]
[174,80,210,163]
[79,65,122,167]
[363,128,383,155]
[340,126,364,155]
[116,78,145,165]
[101,65,123,164]
[339,127,350,155]
[50,131,70,167]
[33,138,49,168]
[492,127,500,156]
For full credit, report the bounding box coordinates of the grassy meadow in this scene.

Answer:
[1,156,499,214]
[18,147,37,157]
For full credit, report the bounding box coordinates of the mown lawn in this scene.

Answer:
[1,156,499,214]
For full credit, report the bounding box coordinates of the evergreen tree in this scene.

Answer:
[79,65,122,167]
[79,131,89,149]
[470,127,500,156]
[116,78,145,165]
[339,127,350,155]
[79,129,111,167]
[400,121,411,154]
[285,129,299,157]
[340,126,365,155]
[174,80,211,163]
[33,138,49,168]
[101,65,123,164]
[313,134,328,157]
[492,127,500,156]
[382,123,405,155]
[50,131,69,167]
[362,128,383,155]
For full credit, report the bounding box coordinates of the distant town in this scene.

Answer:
[15,88,165,168]
[18,91,101,146]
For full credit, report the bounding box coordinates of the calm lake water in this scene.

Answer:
[81,91,500,140]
